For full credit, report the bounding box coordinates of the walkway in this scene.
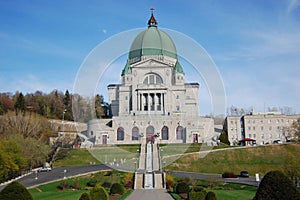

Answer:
[126,189,173,200]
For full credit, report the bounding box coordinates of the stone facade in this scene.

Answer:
[224,112,299,146]
[86,13,215,145]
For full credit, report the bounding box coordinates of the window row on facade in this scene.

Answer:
[116,126,185,141]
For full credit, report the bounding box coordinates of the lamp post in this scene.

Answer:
[63,169,67,179]
[35,170,38,180]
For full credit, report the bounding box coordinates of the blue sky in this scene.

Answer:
[0,0,299,115]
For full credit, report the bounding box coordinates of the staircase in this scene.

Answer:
[134,141,165,189]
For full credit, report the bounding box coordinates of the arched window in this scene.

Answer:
[176,126,184,140]
[132,127,139,141]
[117,127,124,141]
[143,73,163,85]
[161,126,169,140]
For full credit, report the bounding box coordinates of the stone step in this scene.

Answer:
[154,173,164,189]
[134,173,144,189]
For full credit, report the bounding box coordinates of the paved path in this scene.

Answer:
[126,189,173,200]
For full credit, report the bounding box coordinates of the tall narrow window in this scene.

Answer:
[161,126,169,140]
[117,127,124,141]
[132,127,139,141]
[176,126,184,140]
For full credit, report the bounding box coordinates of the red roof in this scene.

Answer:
[239,138,256,142]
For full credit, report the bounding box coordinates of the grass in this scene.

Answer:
[29,171,133,200]
[53,148,100,167]
[165,143,300,176]
[208,189,256,200]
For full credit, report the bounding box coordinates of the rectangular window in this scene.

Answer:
[248,126,251,130]
[253,134,256,138]
[261,126,264,131]
[149,75,154,84]
[249,134,252,138]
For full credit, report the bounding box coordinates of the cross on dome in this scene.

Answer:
[148,7,157,27]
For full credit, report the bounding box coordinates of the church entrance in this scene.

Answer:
[146,126,154,144]
[192,134,198,143]
[102,135,107,144]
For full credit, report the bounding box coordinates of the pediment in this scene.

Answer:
[131,58,172,69]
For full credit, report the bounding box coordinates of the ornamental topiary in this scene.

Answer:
[175,182,190,194]
[110,183,125,195]
[89,184,109,200]
[205,191,217,200]
[0,181,33,200]
[79,192,90,200]
[253,170,300,200]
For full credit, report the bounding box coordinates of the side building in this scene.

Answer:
[224,112,299,146]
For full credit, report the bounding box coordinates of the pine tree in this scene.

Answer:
[95,94,105,119]
[14,92,26,115]
[219,130,230,145]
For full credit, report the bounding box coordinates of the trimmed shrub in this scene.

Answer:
[79,192,90,200]
[0,181,33,200]
[110,183,125,195]
[175,182,190,194]
[166,174,175,189]
[205,191,217,200]
[254,170,300,200]
[192,186,206,192]
[90,184,109,200]
[123,173,134,188]
[101,182,111,188]
[87,179,97,187]
[189,191,207,200]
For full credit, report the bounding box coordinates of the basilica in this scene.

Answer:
[86,12,214,145]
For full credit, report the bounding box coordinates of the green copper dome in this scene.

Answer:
[122,11,184,75]
[128,13,177,60]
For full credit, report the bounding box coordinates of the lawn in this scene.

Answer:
[53,148,100,167]
[209,189,256,200]
[29,178,90,200]
[29,171,133,200]
[165,144,300,176]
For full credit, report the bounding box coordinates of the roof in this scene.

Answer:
[128,27,177,60]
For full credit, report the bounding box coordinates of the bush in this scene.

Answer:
[57,180,69,190]
[222,172,237,178]
[101,182,111,188]
[90,184,109,200]
[166,174,175,189]
[205,191,217,200]
[175,182,190,194]
[254,170,300,200]
[87,179,97,187]
[123,173,134,188]
[79,192,90,200]
[192,186,206,192]
[0,181,33,200]
[110,183,125,195]
[73,179,80,190]
[189,191,207,200]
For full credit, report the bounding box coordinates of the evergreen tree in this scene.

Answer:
[254,170,300,200]
[14,92,26,115]
[0,181,33,200]
[63,90,72,120]
[0,100,3,115]
[219,130,230,145]
[95,94,105,119]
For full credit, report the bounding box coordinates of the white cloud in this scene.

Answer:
[287,0,300,13]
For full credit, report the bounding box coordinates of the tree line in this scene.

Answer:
[0,90,110,121]
[0,89,109,183]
